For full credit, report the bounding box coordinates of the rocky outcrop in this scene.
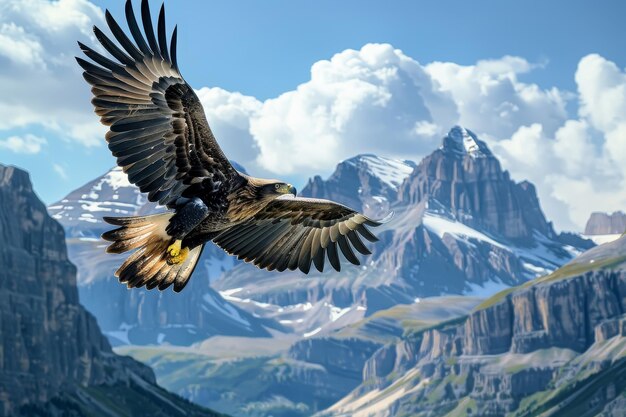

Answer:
[288,337,381,380]
[0,164,223,417]
[585,211,626,235]
[465,270,626,356]
[373,204,533,297]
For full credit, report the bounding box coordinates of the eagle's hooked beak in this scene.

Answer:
[288,184,297,196]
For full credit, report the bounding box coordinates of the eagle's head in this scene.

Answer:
[245,177,297,198]
[264,182,297,196]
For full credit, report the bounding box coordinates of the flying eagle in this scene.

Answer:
[76,0,389,292]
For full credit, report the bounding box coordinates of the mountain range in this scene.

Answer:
[211,126,593,333]
[39,126,610,416]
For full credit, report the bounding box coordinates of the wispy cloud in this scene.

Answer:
[0,134,46,154]
[52,163,68,180]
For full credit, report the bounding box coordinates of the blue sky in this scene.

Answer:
[95,0,625,99]
[0,0,625,230]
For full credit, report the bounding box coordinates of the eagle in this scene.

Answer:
[76,0,390,292]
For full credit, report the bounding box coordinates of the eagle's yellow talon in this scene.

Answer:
[167,239,182,257]
[167,246,189,265]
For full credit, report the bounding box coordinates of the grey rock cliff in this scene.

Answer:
[302,154,416,218]
[0,164,223,417]
[585,211,626,235]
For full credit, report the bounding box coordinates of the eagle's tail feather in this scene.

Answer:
[102,213,204,292]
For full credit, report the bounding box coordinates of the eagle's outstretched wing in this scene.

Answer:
[213,195,391,273]
[76,0,238,207]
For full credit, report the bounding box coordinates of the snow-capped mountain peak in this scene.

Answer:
[48,166,146,236]
[442,125,492,158]
[343,154,416,190]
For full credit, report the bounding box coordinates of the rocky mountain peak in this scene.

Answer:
[441,125,493,158]
[398,127,553,241]
[302,154,415,218]
[48,166,146,238]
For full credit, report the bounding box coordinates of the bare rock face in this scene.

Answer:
[0,165,115,412]
[0,164,222,417]
[288,337,381,380]
[466,271,625,357]
[585,211,626,235]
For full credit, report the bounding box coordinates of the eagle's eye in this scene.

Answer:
[274,184,280,190]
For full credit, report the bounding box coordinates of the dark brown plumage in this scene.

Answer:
[78,0,390,292]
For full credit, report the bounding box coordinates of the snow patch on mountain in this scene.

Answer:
[422,203,583,282]
[465,279,509,297]
[104,166,133,189]
[48,166,146,230]
[202,292,252,329]
[423,211,506,249]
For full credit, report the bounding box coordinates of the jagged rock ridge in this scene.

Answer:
[303,154,416,219]
[398,125,553,240]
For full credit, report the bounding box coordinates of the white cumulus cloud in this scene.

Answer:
[576,54,626,133]
[425,56,568,140]
[52,163,68,179]
[0,0,105,147]
[237,45,569,182]
[249,44,457,175]
[195,87,263,170]
[492,54,626,230]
